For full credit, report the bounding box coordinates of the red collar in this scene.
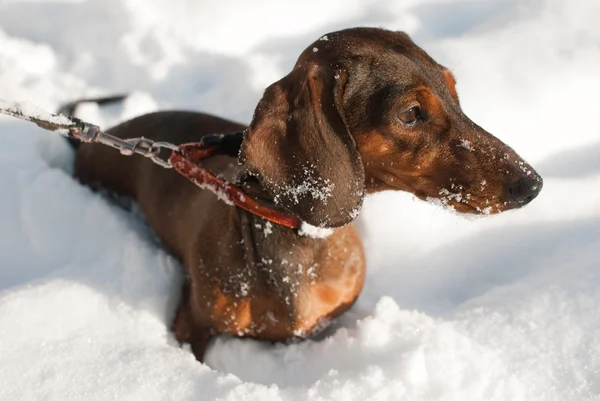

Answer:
[169,142,301,230]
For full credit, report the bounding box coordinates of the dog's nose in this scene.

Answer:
[508,175,543,204]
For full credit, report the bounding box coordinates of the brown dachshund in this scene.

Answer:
[73,27,542,362]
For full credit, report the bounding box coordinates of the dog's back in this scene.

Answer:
[73,107,367,362]
[74,110,246,257]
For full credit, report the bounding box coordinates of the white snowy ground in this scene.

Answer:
[0,0,599,399]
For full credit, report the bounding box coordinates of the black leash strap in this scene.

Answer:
[0,99,86,137]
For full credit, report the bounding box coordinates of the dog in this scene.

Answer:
[72,27,543,362]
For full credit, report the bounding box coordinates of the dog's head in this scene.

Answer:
[240,28,543,228]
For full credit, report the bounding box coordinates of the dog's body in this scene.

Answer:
[76,111,366,359]
[74,28,542,361]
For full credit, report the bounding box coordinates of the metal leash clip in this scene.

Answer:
[72,122,180,169]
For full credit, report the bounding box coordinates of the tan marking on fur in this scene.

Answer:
[356,128,429,194]
[443,69,459,102]
[294,225,366,334]
[418,85,444,118]
[211,288,252,334]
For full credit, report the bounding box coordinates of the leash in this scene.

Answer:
[0,100,301,230]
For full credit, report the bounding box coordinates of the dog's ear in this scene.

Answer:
[240,64,365,228]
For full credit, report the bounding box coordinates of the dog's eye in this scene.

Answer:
[398,106,420,126]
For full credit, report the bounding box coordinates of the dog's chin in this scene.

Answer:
[437,197,529,215]
[413,191,513,216]
[428,197,490,215]
[396,181,522,216]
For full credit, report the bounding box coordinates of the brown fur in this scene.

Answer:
[74,27,542,362]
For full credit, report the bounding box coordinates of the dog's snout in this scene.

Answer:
[508,175,543,204]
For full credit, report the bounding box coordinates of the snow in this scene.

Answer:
[298,222,334,239]
[269,165,336,206]
[458,138,474,152]
[0,0,599,400]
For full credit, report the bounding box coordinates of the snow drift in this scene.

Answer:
[0,0,599,400]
